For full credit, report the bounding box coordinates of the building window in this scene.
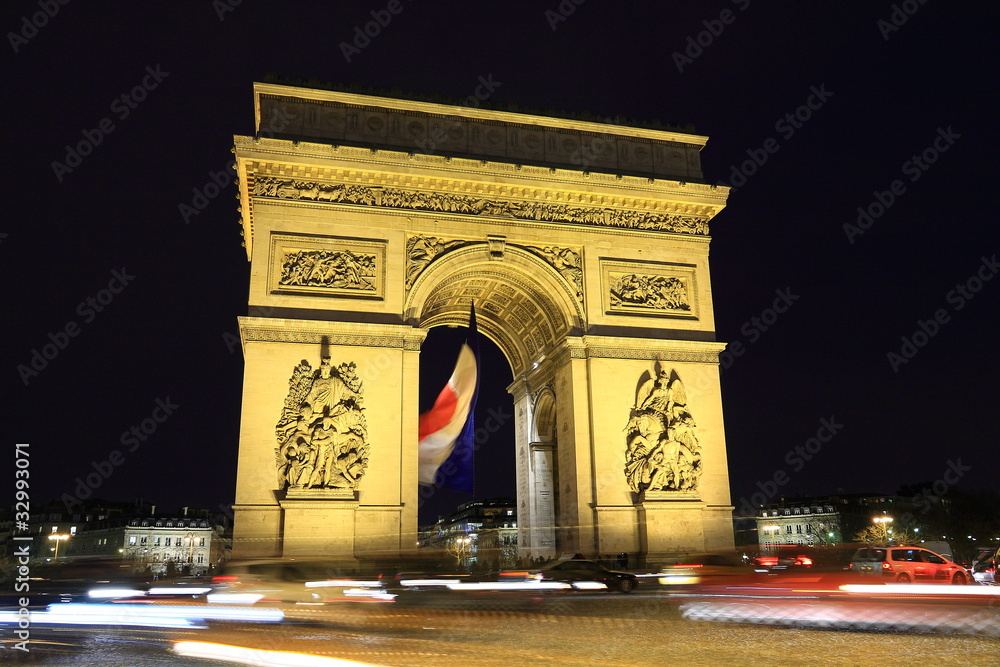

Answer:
[140,536,147,545]
[165,538,171,547]
[783,509,791,516]
[199,537,205,547]
[796,525,802,534]
[70,526,77,535]
[785,525,793,534]
[154,537,161,546]
[129,536,137,546]
[806,525,812,534]
[197,555,204,563]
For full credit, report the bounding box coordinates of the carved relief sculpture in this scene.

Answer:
[405,235,467,289]
[275,355,369,490]
[254,176,710,235]
[280,249,376,291]
[610,274,690,312]
[624,369,702,493]
[525,245,583,300]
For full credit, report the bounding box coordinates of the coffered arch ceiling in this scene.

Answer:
[406,245,583,376]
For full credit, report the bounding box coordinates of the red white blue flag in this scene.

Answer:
[418,304,479,492]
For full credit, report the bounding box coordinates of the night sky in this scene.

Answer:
[7,2,997,527]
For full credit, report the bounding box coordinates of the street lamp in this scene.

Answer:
[873,516,893,544]
[48,534,70,560]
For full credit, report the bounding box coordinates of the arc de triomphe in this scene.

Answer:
[231,83,734,563]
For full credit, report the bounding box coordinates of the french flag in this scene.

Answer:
[417,304,480,493]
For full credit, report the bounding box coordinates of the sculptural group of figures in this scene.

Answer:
[279,249,376,291]
[254,176,710,235]
[275,357,369,490]
[624,370,702,493]
[611,274,690,311]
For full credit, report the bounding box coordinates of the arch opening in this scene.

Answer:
[406,244,583,376]
[416,324,515,527]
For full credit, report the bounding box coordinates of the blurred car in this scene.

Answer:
[209,559,382,604]
[971,548,997,585]
[659,552,762,587]
[529,558,637,593]
[848,546,969,584]
[753,552,814,571]
[26,557,146,604]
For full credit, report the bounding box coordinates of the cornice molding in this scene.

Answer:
[238,317,427,351]
[233,136,729,203]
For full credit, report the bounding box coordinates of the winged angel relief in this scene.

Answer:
[275,356,369,491]
[624,369,702,493]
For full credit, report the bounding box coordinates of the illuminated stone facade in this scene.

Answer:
[231,83,734,562]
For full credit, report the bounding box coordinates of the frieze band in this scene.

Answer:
[253,175,710,235]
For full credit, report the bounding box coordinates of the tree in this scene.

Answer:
[444,532,473,570]
[804,520,841,546]
[853,525,919,546]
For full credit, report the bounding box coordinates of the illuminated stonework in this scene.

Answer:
[231,83,734,562]
[624,369,702,494]
[274,355,369,493]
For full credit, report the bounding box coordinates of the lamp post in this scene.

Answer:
[873,516,893,544]
[48,534,69,561]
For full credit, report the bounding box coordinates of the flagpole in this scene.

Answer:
[469,303,477,501]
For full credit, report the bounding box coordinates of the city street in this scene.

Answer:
[6,590,999,666]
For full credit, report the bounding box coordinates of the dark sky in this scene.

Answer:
[6,2,997,527]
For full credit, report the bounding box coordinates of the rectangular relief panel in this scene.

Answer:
[601,258,698,320]
[269,233,386,300]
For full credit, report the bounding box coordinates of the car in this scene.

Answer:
[26,557,146,604]
[529,558,638,593]
[209,559,382,604]
[848,546,968,584]
[659,552,762,587]
[971,548,997,585]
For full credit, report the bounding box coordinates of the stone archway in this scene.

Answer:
[230,83,735,564]
[406,245,581,559]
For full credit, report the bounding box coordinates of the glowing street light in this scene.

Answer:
[873,516,893,544]
[48,533,70,560]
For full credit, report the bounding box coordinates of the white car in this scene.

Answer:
[971,548,997,585]
[849,546,969,584]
